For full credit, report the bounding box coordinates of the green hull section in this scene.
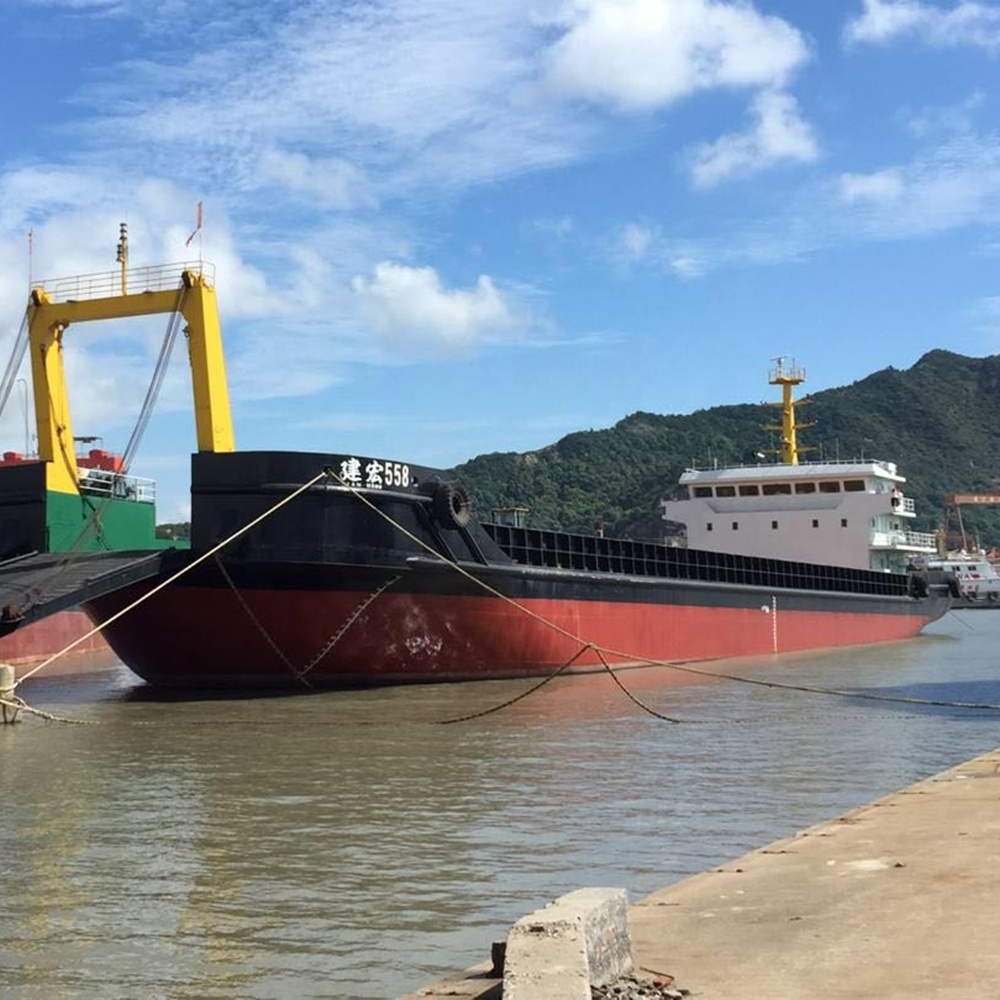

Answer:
[0,461,185,560]
[45,489,170,553]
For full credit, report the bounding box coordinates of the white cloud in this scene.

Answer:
[691,90,818,188]
[839,168,905,203]
[669,254,706,278]
[603,222,709,277]
[74,0,582,197]
[617,223,654,262]
[545,0,809,111]
[845,0,1000,49]
[666,133,1000,274]
[532,216,575,239]
[351,262,523,355]
[257,149,377,210]
[905,91,985,137]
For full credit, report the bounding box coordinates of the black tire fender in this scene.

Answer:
[432,482,471,530]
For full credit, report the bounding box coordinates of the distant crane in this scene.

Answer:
[941,493,1000,553]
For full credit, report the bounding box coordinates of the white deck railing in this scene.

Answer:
[78,468,156,504]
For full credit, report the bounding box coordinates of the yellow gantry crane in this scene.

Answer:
[941,493,1000,553]
[24,223,235,496]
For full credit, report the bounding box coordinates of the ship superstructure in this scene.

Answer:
[660,359,938,574]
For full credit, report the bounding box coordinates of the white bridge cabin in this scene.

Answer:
[659,360,938,575]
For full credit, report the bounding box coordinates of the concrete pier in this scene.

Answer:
[405,747,1000,999]
[503,888,633,999]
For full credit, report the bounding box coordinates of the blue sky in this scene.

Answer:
[2,0,1000,520]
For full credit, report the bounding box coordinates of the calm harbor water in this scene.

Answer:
[3,611,1000,999]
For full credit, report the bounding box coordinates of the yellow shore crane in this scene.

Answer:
[940,493,1000,553]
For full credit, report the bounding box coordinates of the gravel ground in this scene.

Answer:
[591,973,690,998]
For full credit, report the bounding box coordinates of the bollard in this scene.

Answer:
[503,888,634,1000]
[0,663,19,724]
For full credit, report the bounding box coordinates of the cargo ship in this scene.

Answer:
[0,233,953,690]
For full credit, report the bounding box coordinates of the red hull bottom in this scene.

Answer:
[0,610,110,667]
[85,585,941,690]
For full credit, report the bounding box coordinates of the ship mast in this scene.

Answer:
[766,357,809,466]
[116,222,128,294]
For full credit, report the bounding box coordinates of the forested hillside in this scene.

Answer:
[451,350,1000,547]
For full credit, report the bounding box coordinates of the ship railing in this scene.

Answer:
[483,522,912,597]
[684,457,900,475]
[32,261,215,304]
[78,469,156,504]
[870,528,937,550]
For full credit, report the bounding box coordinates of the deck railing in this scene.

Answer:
[32,261,214,304]
[870,528,937,550]
[78,469,156,504]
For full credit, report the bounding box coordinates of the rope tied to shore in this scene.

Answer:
[14,468,331,693]
[332,471,1000,723]
[0,694,97,725]
[11,466,1000,725]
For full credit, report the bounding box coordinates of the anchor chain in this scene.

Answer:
[213,555,401,685]
[213,556,311,688]
[297,575,401,681]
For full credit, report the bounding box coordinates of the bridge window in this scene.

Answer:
[819,482,841,493]
[739,484,759,496]
[762,483,792,495]
[694,486,712,498]
[794,482,816,494]
[844,480,866,492]
[716,485,736,497]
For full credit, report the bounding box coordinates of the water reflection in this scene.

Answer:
[1,612,999,998]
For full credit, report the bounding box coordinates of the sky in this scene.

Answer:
[2,0,1000,520]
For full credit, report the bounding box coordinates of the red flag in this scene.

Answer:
[185,201,203,247]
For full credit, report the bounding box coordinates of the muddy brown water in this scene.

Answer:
[2,611,999,999]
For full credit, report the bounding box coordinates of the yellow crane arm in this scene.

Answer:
[26,266,234,495]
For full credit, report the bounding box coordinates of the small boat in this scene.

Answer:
[0,235,953,690]
[923,552,1000,608]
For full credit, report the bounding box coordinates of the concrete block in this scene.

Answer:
[502,887,633,1000]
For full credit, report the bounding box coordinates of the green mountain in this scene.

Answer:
[452,350,1000,548]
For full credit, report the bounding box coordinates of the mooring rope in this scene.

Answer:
[0,694,96,725]
[437,645,689,725]
[13,469,331,691]
[438,646,593,724]
[10,466,997,726]
[329,471,1000,719]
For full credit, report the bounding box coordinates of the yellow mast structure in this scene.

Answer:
[25,224,235,496]
[765,356,811,466]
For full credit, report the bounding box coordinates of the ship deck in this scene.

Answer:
[0,549,167,633]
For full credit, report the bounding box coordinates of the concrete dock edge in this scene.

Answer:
[503,887,632,999]
[403,747,1000,999]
